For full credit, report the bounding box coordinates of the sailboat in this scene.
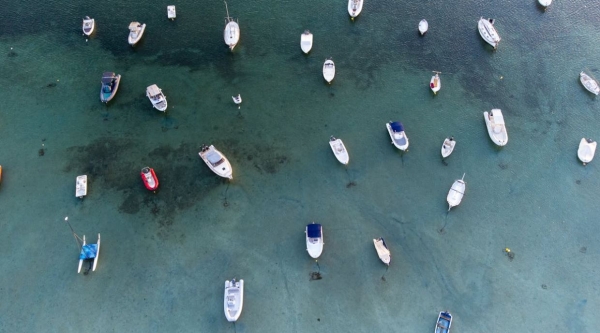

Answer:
[223,1,240,51]
[447,174,466,211]
[430,71,441,94]
[478,17,501,49]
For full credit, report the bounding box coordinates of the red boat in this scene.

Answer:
[141,167,159,191]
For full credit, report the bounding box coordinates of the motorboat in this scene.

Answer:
[386,121,409,151]
[141,167,159,191]
[538,0,552,9]
[224,1,240,51]
[232,94,242,108]
[76,175,87,198]
[348,0,363,20]
[82,16,95,36]
[306,222,323,259]
[419,19,428,35]
[373,238,390,266]
[447,174,466,211]
[577,138,597,165]
[78,233,100,274]
[146,84,168,112]
[323,58,335,83]
[128,22,146,46]
[199,144,233,179]
[224,278,244,322]
[435,311,452,333]
[430,71,441,94]
[579,71,599,95]
[300,30,313,54]
[483,109,508,146]
[441,137,456,158]
[329,136,349,165]
[100,72,121,103]
[167,5,176,20]
[478,17,501,49]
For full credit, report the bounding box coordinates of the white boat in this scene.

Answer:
[578,138,597,165]
[441,137,456,158]
[430,71,441,94]
[483,109,508,146]
[82,16,95,36]
[348,0,363,19]
[146,84,167,112]
[300,30,313,54]
[323,58,335,83]
[419,19,428,35]
[329,136,349,165]
[306,222,323,259]
[386,121,409,151]
[232,94,242,108]
[478,17,501,49]
[224,1,240,51]
[538,0,552,9]
[78,233,100,274]
[199,144,233,179]
[167,5,176,20]
[580,71,599,95]
[224,278,244,322]
[128,22,146,46]
[76,175,87,198]
[373,238,390,266]
[447,173,466,211]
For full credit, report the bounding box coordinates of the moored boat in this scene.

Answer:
[100,72,121,103]
[323,58,335,83]
[386,121,409,151]
[78,233,100,274]
[224,1,240,51]
[579,71,599,95]
[435,311,452,333]
[167,5,176,20]
[306,222,323,259]
[224,278,244,322]
[141,167,159,191]
[128,22,146,46]
[301,30,313,54]
[199,144,233,179]
[419,19,428,35]
[329,136,349,165]
[146,84,168,112]
[232,94,242,108]
[82,16,95,36]
[447,174,466,211]
[373,237,391,266]
[441,137,456,158]
[76,175,87,198]
[348,0,364,19]
[430,71,441,94]
[483,109,508,146]
[538,0,552,9]
[577,138,597,165]
[478,17,501,49]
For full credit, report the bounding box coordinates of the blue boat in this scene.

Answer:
[305,222,323,258]
[100,72,121,103]
[386,121,409,151]
[435,311,452,333]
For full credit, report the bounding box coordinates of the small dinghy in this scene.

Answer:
[478,17,501,49]
[419,19,428,35]
[167,5,176,20]
[78,233,100,274]
[306,222,323,259]
[300,30,313,54]
[578,138,597,165]
[199,144,233,179]
[441,137,456,158]
[435,311,452,333]
[538,0,552,9]
[386,121,409,151]
[141,167,159,191]
[447,174,466,211]
[128,22,146,46]
[373,237,390,266]
[100,72,121,103]
[224,1,240,51]
[484,109,508,146]
[146,84,168,112]
[323,58,335,84]
[224,278,244,322]
[76,175,87,198]
[329,136,349,165]
[232,94,242,108]
[82,16,95,36]
[580,71,599,95]
[430,71,441,95]
[348,0,364,20]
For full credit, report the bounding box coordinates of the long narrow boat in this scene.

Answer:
[478,17,501,49]
[580,71,599,95]
[0,165,3,185]
[434,311,452,333]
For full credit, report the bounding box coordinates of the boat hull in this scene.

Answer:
[323,59,335,83]
[329,138,349,165]
[224,279,244,322]
[373,238,390,265]
[578,138,597,164]
[441,138,455,158]
[419,19,428,35]
[483,110,508,146]
[348,0,363,18]
[224,21,240,50]
[447,177,465,211]
[580,72,600,95]
[301,31,313,54]
[478,18,501,49]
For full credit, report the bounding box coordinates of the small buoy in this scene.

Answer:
[504,247,511,253]
[10,47,13,50]
[86,39,88,42]
[42,144,45,147]
[57,79,59,82]
[500,76,503,80]
[65,216,68,221]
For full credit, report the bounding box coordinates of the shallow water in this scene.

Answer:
[0,0,599,332]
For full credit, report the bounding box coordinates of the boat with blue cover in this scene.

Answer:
[435,311,452,333]
[305,222,323,258]
[100,72,121,103]
[78,233,100,274]
[386,121,409,151]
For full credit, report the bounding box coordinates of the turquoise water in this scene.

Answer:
[1,0,599,331]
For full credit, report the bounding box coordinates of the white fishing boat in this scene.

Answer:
[82,16,95,36]
[484,109,508,146]
[373,238,390,266]
[128,22,146,46]
[306,222,323,259]
[579,71,599,95]
[430,71,441,94]
[441,137,456,158]
[146,84,168,112]
[538,0,552,9]
[447,173,466,211]
[329,136,349,165]
[478,17,501,49]
[76,175,87,198]
[348,0,363,19]
[323,58,335,83]
[419,19,428,35]
[300,30,313,54]
[224,1,240,51]
[224,278,244,322]
[578,138,597,165]
[386,121,409,151]
[199,144,233,179]
[167,5,176,20]
[78,233,100,274]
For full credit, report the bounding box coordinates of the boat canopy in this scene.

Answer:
[307,223,322,238]
[147,85,161,96]
[129,22,140,30]
[491,109,505,125]
[79,244,98,260]
[101,72,115,83]
[206,150,223,164]
[390,122,404,132]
